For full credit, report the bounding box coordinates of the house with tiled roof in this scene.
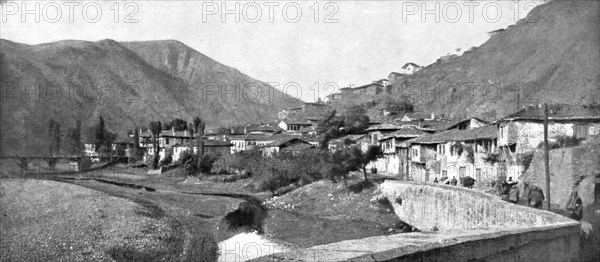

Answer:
[495,104,600,181]
[278,119,313,132]
[328,134,367,152]
[366,127,430,177]
[172,139,233,162]
[388,72,406,84]
[228,133,276,154]
[260,136,313,156]
[405,125,499,184]
[444,117,489,131]
[399,62,422,75]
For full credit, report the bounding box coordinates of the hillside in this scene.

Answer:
[339,0,600,121]
[0,39,301,155]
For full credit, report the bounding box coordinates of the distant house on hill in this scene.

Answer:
[388,72,406,84]
[350,82,385,96]
[325,92,342,102]
[399,63,422,75]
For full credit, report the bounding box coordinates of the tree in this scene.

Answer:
[132,127,141,161]
[343,106,370,134]
[193,116,205,158]
[92,116,117,155]
[48,118,61,156]
[165,118,188,131]
[360,145,383,182]
[64,119,83,156]
[149,121,162,169]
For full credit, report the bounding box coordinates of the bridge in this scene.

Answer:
[255,181,580,261]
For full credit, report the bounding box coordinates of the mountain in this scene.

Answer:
[0,39,301,155]
[339,0,600,121]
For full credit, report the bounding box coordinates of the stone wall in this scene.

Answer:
[522,144,600,206]
[380,181,574,231]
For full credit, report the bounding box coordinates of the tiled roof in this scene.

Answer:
[175,139,232,147]
[227,133,273,141]
[379,128,429,141]
[401,62,421,69]
[281,143,314,152]
[443,117,489,130]
[499,104,600,121]
[365,123,405,131]
[140,130,192,138]
[282,119,312,126]
[263,136,310,147]
[296,126,315,133]
[407,125,497,144]
[248,125,282,132]
[353,82,384,90]
[330,134,366,144]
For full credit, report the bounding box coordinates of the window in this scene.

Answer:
[459,167,466,178]
[165,138,170,145]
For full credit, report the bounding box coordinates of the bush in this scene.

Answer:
[199,154,218,174]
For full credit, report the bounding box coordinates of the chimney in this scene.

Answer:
[419,119,424,128]
[172,126,175,135]
[244,126,247,134]
[184,130,188,137]
[430,112,435,120]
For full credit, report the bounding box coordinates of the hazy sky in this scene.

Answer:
[1,0,542,102]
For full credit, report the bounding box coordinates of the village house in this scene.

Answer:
[387,72,405,85]
[172,139,233,162]
[325,92,343,102]
[351,82,385,96]
[140,128,194,162]
[365,123,406,147]
[111,137,135,159]
[369,127,430,176]
[288,126,317,136]
[444,117,489,131]
[228,133,275,154]
[399,62,422,75]
[260,136,314,156]
[495,104,600,181]
[328,134,367,152]
[277,119,313,132]
[406,125,499,184]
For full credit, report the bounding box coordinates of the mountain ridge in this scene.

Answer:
[0,38,302,155]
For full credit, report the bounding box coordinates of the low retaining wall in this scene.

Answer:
[255,181,581,261]
[380,181,573,231]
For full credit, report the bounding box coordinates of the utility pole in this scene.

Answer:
[543,103,551,210]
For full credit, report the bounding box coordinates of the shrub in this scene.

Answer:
[199,154,218,174]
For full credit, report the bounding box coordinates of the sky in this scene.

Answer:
[0,0,543,102]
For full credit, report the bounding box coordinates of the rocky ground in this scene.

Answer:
[0,178,184,261]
